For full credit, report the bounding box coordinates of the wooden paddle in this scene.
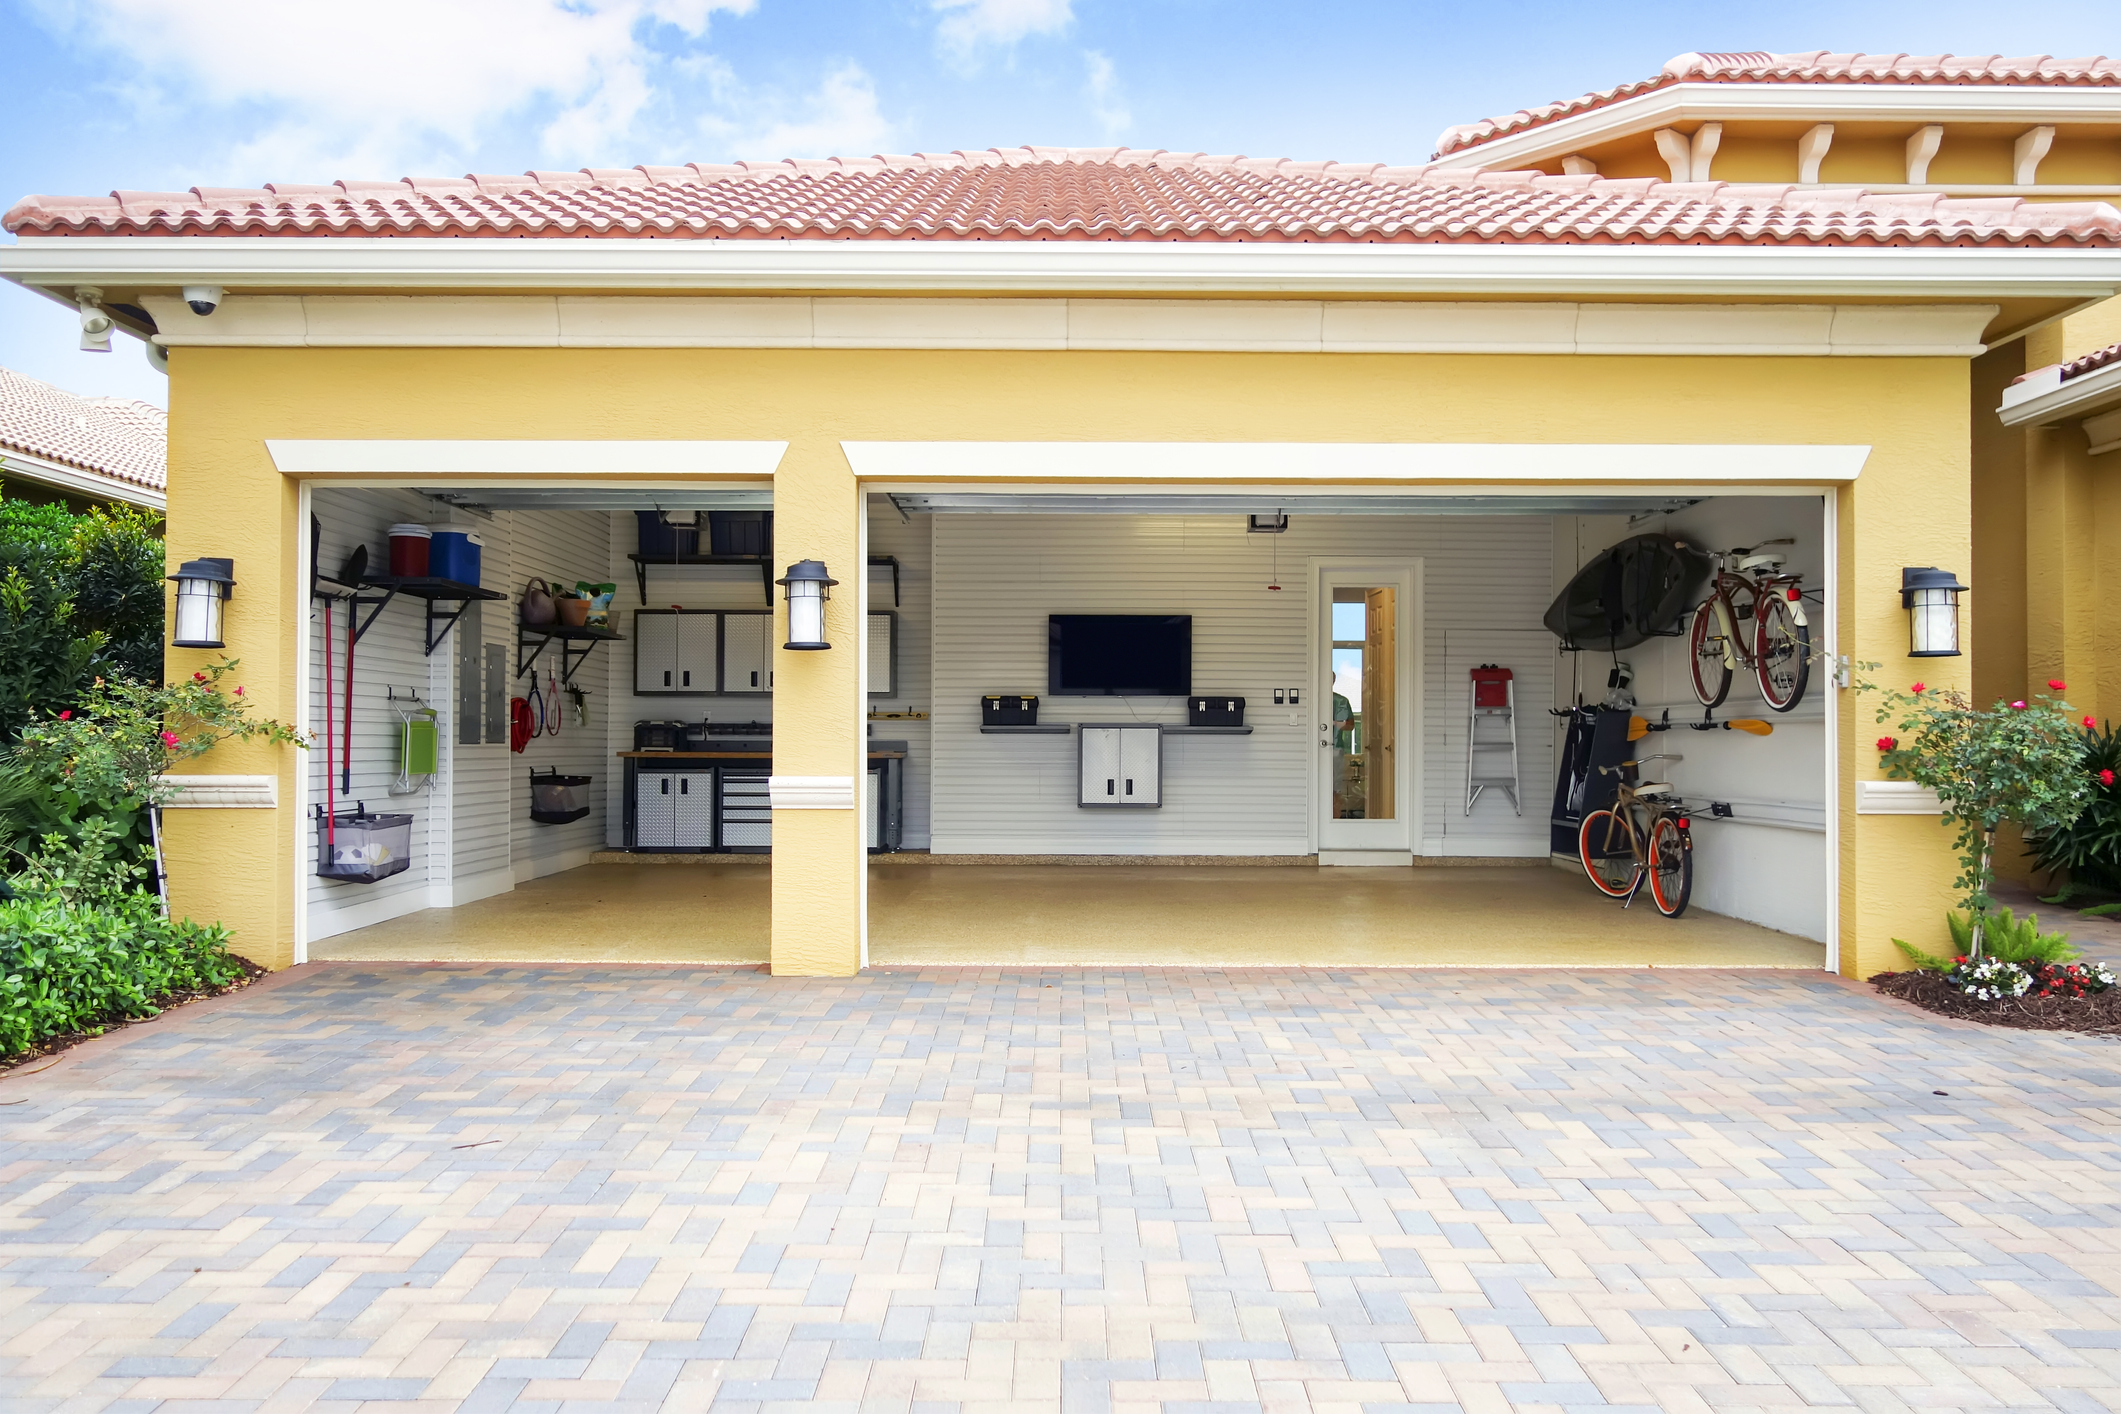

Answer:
[1629,715,1773,740]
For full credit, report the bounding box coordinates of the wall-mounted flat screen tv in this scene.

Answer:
[1048,615,1192,697]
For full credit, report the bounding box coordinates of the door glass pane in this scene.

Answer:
[1330,587,1395,820]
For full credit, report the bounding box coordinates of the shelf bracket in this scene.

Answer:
[423,599,475,657]
[347,588,401,648]
[517,629,611,685]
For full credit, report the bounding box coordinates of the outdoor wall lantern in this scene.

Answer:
[1902,566,1969,658]
[777,559,838,651]
[169,557,236,649]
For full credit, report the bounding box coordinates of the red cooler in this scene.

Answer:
[387,523,431,577]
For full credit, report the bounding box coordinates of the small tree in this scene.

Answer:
[1865,672,2089,957]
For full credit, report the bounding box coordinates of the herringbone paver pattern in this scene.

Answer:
[3,965,2120,1414]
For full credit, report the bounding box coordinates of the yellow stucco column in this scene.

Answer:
[160,356,303,969]
[1838,407,1976,979]
[768,441,866,975]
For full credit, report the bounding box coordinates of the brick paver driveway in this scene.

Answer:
[4,965,2121,1414]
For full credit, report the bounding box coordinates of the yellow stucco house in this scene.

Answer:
[4,49,2120,979]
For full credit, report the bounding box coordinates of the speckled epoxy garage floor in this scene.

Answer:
[312,862,1824,968]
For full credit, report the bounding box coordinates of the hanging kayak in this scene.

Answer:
[1544,533,1713,653]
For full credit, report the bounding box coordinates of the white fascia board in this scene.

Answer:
[0,450,164,509]
[1433,82,2121,170]
[4,236,2120,301]
[264,439,786,478]
[1997,359,2121,426]
[840,442,1869,483]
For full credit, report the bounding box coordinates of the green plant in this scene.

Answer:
[0,568,101,745]
[2029,718,2121,894]
[0,890,247,1057]
[10,819,147,908]
[1862,670,2089,957]
[1951,906,2078,965]
[0,497,163,737]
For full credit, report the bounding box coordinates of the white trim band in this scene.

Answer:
[4,237,2116,300]
[841,442,1869,483]
[770,775,857,810]
[1999,359,2121,427]
[137,294,1998,357]
[1855,781,1944,815]
[159,775,278,809]
[265,439,786,478]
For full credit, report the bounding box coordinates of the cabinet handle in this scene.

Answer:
[750,671,758,688]
[1126,778,1134,795]
[660,778,669,795]
[663,670,671,687]
[682,671,690,687]
[1106,779,1115,796]
[680,779,688,794]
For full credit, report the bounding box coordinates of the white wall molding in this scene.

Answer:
[142,294,1997,357]
[1431,81,2121,172]
[2086,406,2121,458]
[1998,358,2121,428]
[159,774,277,808]
[771,775,857,809]
[1856,780,1944,814]
[5,237,2111,302]
[266,439,786,479]
[843,442,1870,484]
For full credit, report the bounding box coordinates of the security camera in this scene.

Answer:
[183,284,223,317]
[76,287,112,353]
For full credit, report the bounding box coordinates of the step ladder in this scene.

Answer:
[1466,665,1521,815]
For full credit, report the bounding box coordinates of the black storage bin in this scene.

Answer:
[529,770,593,825]
[635,510,699,558]
[982,694,1039,726]
[708,511,772,557]
[1188,696,1245,727]
[315,806,413,884]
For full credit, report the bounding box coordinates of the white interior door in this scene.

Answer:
[1316,562,1419,853]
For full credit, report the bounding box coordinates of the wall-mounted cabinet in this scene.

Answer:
[633,609,770,696]
[1079,724,1162,808]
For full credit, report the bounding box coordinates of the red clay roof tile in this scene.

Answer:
[0,365,165,497]
[1436,50,2121,156]
[7,149,2118,248]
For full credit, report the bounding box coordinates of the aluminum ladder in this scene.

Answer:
[1465,667,1522,815]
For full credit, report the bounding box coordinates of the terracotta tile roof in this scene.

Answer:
[2062,342,2121,381]
[6,151,2119,248]
[1436,51,2121,157]
[0,365,166,501]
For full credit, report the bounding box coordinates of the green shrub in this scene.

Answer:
[1894,906,2079,973]
[0,891,246,1057]
[0,496,164,742]
[2029,719,2121,894]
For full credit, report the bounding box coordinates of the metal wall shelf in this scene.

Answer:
[981,724,1071,734]
[518,623,624,684]
[627,552,771,605]
[314,576,504,656]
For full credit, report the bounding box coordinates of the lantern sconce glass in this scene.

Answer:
[776,559,838,651]
[1901,566,1968,658]
[169,557,236,649]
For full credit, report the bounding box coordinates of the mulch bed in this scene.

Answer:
[0,957,269,1077]
[1871,969,2121,1037]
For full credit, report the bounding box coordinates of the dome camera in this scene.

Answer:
[183,284,223,317]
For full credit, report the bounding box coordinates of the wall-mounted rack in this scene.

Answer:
[331,576,504,655]
[626,553,772,605]
[1166,726,1254,735]
[518,624,624,684]
[980,724,1071,734]
[869,555,900,607]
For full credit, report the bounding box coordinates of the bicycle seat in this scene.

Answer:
[1738,551,1787,572]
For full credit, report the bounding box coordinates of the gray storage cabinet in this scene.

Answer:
[1078,724,1162,807]
[633,769,713,847]
[634,609,717,695]
[719,767,771,850]
[722,611,771,695]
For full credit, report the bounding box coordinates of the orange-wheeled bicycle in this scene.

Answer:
[1578,756,1693,917]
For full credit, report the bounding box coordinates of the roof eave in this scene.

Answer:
[1433,82,2121,170]
[0,447,165,510]
[3,237,2119,302]
[1999,357,2121,427]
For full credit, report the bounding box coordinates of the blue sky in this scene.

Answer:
[3,0,2117,407]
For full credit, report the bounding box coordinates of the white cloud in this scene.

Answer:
[1083,49,1128,139]
[697,62,894,161]
[931,0,1071,60]
[25,0,757,178]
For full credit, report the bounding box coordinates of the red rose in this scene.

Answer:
[2101,769,2115,787]
[2011,701,2028,710]
[2050,680,2068,691]
[193,672,206,682]
[1877,737,1897,751]
[1912,682,1926,693]
[57,710,70,720]
[2087,717,2098,729]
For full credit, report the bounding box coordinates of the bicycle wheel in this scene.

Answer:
[1688,599,1732,709]
[1647,816,1692,918]
[1579,808,1639,898]
[1754,595,1810,712]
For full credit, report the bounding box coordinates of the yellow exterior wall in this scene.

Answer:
[167,343,1970,978]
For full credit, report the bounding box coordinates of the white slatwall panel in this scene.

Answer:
[930,513,1555,856]
[505,509,617,873]
[453,511,512,896]
[307,489,451,938]
[1560,498,1829,940]
[868,506,933,848]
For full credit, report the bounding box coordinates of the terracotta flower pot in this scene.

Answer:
[557,597,591,627]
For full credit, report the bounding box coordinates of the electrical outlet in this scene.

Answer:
[1287,686,1302,706]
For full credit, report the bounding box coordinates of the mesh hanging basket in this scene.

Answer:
[315,805,413,883]
[529,770,593,825]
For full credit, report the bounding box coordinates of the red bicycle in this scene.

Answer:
[1687,540,1810,713]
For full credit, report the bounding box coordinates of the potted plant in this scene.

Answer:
[1865,672,2089,958]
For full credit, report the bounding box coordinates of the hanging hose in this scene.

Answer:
[322,598,336,858]
[509,696,535,753]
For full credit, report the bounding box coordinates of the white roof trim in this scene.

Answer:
[1434,81,2121,170]
[839,442,1869,484]
[264,439,786,478]
[4,237,2118,301]
[1998,358,2121,426]
[0,448,164,509]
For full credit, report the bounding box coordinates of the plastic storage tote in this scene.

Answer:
[709,511,772,557]
[635,510,699,557]
[315,806,413,883]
